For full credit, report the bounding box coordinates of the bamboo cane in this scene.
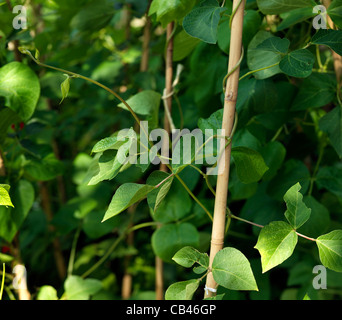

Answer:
[204,0,245,298]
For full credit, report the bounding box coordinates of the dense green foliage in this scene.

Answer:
[0,0,342,300]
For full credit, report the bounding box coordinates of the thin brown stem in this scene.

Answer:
[140,1,152,73]
[155,22,175,301]
[0,149,6,177]
[39,182,67,280]
[229,213,316,242]
[322,0,342,87]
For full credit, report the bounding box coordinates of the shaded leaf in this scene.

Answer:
[256,0,314,15]
[279,49,315,78]
[291,73,336,111]
[231,147,269,184]
[247,31,283,79]
[311,29,342,56]
[152,223,199,263]
[0,180,35,242]
[319,106,342,158]
[183,0,227,44]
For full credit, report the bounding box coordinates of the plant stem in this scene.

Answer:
[175,174,213,221]
[204,0,246,299]
[21,50,143,134]
[39,181,67,280]
[308,145,324,196]
[67,223,82,277]
[81,221,159,279]
[0,263,5,300]
[228,212,316,242]
[239,62,280,81]
[316,45,324,70]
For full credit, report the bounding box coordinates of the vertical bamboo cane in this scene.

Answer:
[204,0,245,298]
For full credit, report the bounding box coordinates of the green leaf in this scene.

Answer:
[165,279,200,300]
[254,221,298,273]
[267,159,311,200]
[319,105,342,158]
[118,90,161,129]
[231,147,269,184]
[256,0,314,15]
[217,10,262,54]
[212,247,258,291]
[88,129,137,185]
[146,171,174,213]
[247,31,283,80]
[328,0,342,28]
[152,223,200,263]
[0,184,14,207]
[63,276,102,300]
[37,286,58,300]
[301,196,330,238]
[149,0,196,27]
[256,37,290,55]
[279,49,315,78]
[91,136,125,154]
[60,75,70,104]
[24,153,64,181]
[173,30,201,61]
[0,180,35,242]
[0,252,14,263]
[83,211,121,239]
[283,183,311,230]
[277,7,317,31]
[103,183,155,222]
[182,0,227,44]
[70,0,115,32]
[172,246,209,269]
[0,62,40,121]
[311,29,342,56]
[260,141,286,180]
[316,165,342,197]
[317,230,342,272]
[198,108,223,136]
[0,108,20,143]
[291,73,337,111]
[88,150,125,186]
[148,178,192,223]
